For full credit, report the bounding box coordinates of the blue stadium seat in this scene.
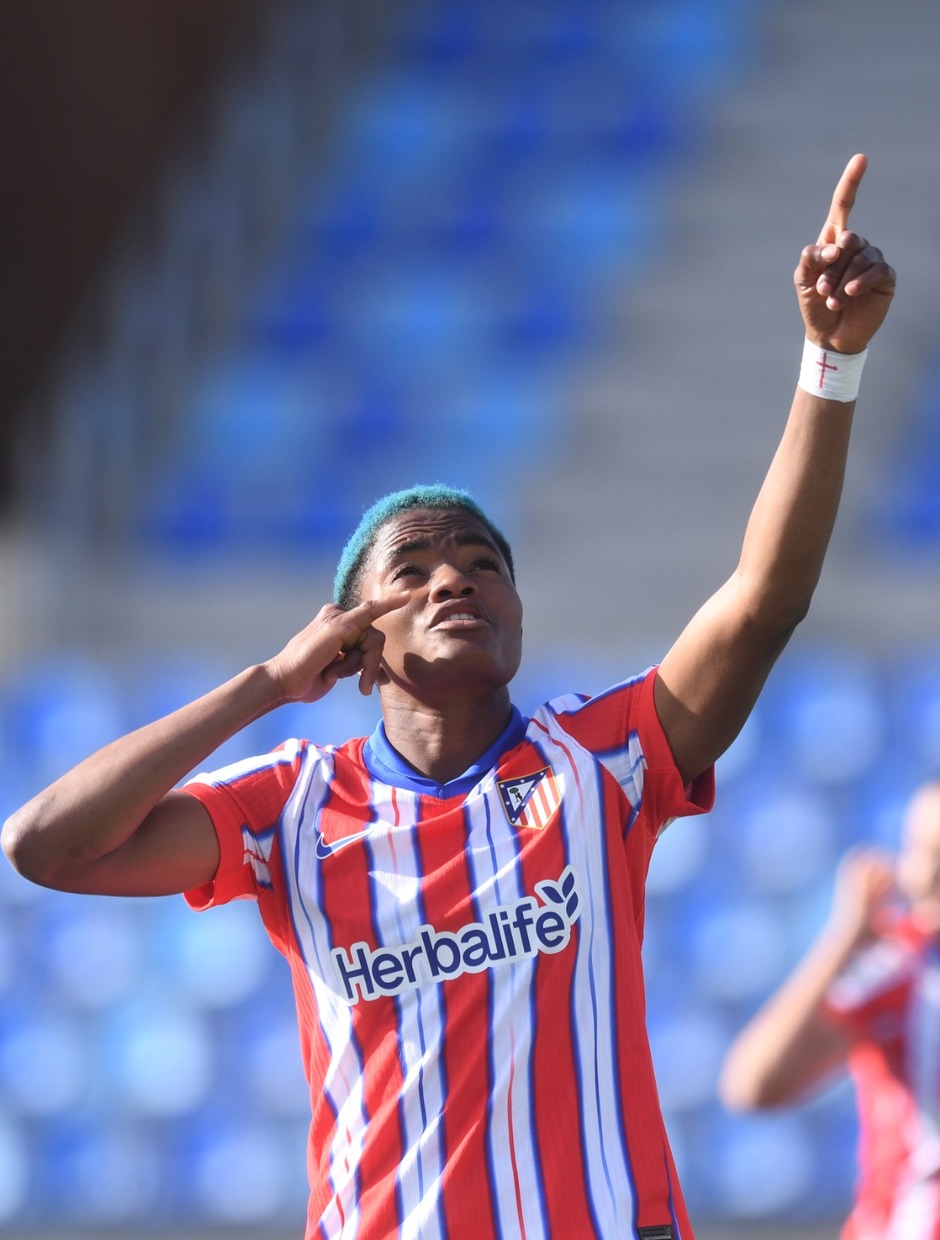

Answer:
[38,898,145,1011]
[225,1002,310,1118]
[734,783,840,895]
[160,898,275,1011]
[139,349,369,553]
[648,1001,733,1114]
[687,893,790,1002]
[35,1118,164,1227]
[396,0,484,68]
[180,1113,307,1225]
[0,1007,91,1119]
[101,992,215,1118]
[506,158,661,281]
[340,69,474,187]
[246,255,341,352]
[872,357,940,553]
[646,813,711,896]
[339,256,490,370]
[887,645,940,774]
[612,0,765,98]
[707,1110,820,1218]
[2,655,128,788]
[758,644,887,787]
[0,1113,28,1225]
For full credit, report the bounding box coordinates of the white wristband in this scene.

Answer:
[798,338,868,403]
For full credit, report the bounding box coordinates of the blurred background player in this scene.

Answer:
[719,780,940,1240]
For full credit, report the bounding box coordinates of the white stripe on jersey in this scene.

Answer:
[828,938,917,1012]
[887,1177,940,1240]
[465,790,549,1240]
[910,956,940,1168]
[366,782,449,1240]
[280,750,367,1239]
[534,712,637,1233]
[190,744,303,789]
[595,730,646,812]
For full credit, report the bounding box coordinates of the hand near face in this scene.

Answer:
[794,153,896,354]
[265,597,406,703]
[829,848,896,946]
[352,509,524,700]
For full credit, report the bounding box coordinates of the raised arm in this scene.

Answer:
[655,154,896,783]
[1,599,399,896]
[718,849,894,1109]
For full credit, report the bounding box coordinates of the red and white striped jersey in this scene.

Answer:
[826,919,940,1239]
[183,667,713,1239]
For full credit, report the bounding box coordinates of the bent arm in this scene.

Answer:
[1,665,282,896]
[717,921,856,1109]
[1,599,401,897]
[718,849,891,1109]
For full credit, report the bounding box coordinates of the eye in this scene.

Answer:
[391,563,424,582]
[472,556,501,572]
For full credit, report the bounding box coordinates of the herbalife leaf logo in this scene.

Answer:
[332,864,583,1004]
[535,868,579,920]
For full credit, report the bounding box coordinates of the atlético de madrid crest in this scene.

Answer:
[496,767,563,830]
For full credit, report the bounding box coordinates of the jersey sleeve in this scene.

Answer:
[180,739,307,911]
[822,931,918,1039]
[547,666,715,837]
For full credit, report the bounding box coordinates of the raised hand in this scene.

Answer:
[265,596,406,703]
[829,847,896,946]
[794,153,896,355]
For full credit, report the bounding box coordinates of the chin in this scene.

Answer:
[402,645,519,686]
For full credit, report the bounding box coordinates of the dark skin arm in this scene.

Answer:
[655,154,896,783]
[1,597,404,895]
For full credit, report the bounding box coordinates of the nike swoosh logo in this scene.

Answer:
[315,826,376,860]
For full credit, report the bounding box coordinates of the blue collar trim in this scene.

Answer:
[363,706,527,799]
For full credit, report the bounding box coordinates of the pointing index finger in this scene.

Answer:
[338,594,406,651]
[359,593,408,621]
[817,153,868,245]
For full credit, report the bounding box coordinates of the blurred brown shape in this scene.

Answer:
[0,0,263,512]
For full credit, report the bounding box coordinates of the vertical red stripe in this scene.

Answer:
[600,773,684,1231]
[528,722,690,1232]
[415,795,499,1240]
[506,1020,528,1240]
[317,747,405,1237]
[515,753,595,1237]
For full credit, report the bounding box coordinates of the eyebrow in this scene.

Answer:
[382,531,500,566]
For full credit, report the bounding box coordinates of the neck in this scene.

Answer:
[378,685,513,784]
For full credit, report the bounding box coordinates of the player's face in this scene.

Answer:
[897,784,940,934]
[357,509,523,700]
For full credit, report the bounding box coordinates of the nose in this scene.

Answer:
[430,562,475,600]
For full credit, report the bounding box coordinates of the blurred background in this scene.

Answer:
[1,0,939,1234]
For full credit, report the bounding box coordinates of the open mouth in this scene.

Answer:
[434,612,488,627]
